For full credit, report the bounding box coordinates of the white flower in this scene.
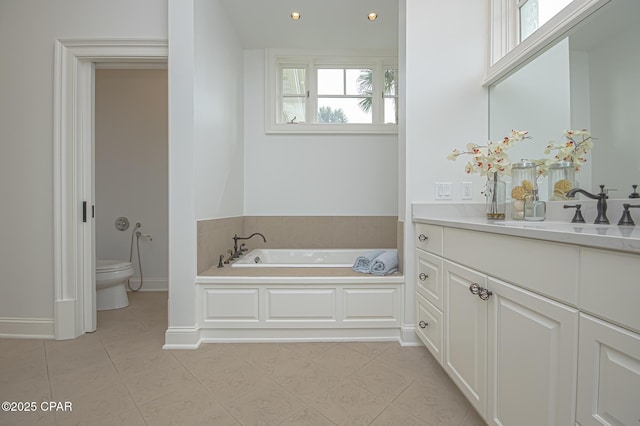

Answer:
[543,129,594,172]
[447,130,529,177]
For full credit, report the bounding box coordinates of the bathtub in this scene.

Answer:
[182,248,407,349]
[231,248,390,268]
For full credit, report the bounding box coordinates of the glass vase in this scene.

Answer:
[486,173,506,220]
[548,161,576,201]
[510,160,537,220]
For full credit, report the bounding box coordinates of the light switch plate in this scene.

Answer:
[462,182,473,200]
[435,182,453,200]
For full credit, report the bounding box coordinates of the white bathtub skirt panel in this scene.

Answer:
[186,277,408,347]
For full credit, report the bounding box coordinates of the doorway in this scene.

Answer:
[94,67,168,323]
[53,40,168,339]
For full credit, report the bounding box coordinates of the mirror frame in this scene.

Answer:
[485,0,610,86]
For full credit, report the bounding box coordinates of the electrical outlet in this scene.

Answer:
[435,182,453,200]
[462,182,473,200]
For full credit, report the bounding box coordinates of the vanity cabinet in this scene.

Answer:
[442,260,488,417]
[486,276,578,426]
[414,223,583,425]
[414,224,445,363]
[441,259,578,424]
[576,248,640,426]
[576,313,640,426]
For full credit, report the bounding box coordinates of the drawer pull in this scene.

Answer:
[469,283,481,295]
[418,234,428,242]
[419,320,429,328]
[479,288,493,301]
[419,272,428,281]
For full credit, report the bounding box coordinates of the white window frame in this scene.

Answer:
[266,49,398,134]
[486,0,610,86]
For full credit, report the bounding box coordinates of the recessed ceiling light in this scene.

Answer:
[291,11,301,20]
[367,12,378,21]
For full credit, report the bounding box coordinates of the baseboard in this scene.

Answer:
[164,325,420,349]
[400,323,421,346]
[197,327,404,345]
[127,278,167,292]
[163,326,200,349]
[0,317,55,339]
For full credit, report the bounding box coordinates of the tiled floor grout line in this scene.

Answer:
[183,361,245,426]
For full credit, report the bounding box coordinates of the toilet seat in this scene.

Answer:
[97,260,133,273]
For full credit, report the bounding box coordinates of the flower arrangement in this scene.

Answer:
[543,129,593,171]
[447,130,530,177]
[447,130,529,219]
[542,129,594,200]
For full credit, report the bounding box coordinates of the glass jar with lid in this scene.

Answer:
[510,160,537,220]
[548,161,575,201]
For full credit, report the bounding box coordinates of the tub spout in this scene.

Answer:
[233,233,267,257]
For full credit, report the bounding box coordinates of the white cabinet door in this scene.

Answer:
[577,313,640,426]
[487,277,579,426]
[444,260,488,418]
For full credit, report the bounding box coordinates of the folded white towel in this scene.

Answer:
[352,250,385,273]
[370,250,399,276]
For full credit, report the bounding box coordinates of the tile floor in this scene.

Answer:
[0,292,485,426]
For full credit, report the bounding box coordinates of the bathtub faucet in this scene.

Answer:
[232,233,267,258]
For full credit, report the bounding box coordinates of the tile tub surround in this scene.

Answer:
[197,216,244,274]
[198,216,400,274]
[0,292,484,426]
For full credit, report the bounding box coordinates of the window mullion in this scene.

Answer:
[372,61,383,124]
[307,61,316,124]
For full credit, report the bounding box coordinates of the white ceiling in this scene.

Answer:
[218,0,399,50]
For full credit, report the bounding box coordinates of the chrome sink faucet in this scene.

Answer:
[232,233,267,257]
[566,185,609,224]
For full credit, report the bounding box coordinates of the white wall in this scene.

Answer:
[167,0,197,333]
[490,38,572,200]
[243,50,398,216]
[0,0,167,323]
[165,0,245,338]
[589,22,640,194]
[194,0,244,220]
[95,69,168,290]
[403,0,488,324]
[569,49,593,192]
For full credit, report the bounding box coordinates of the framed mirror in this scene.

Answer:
[488,0,640,200]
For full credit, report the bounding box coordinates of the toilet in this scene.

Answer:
[96,260,135,310]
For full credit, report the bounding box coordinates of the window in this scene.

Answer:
[267,50,398,134]
[487,0,607,84]
[518,0,573,41]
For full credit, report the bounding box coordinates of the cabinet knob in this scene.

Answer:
[418,234,428,242]
[469,283,481,295]
[419,320,429,328]
[419,272,428,281]
[478,288,493,301]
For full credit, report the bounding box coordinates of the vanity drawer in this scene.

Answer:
[416,248,443,310]
[415,292,443,364]
[415,223,443,256]
[443,227,579,305]
[580,248,640,333]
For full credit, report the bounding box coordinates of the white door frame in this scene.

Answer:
[53,39,168,339]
